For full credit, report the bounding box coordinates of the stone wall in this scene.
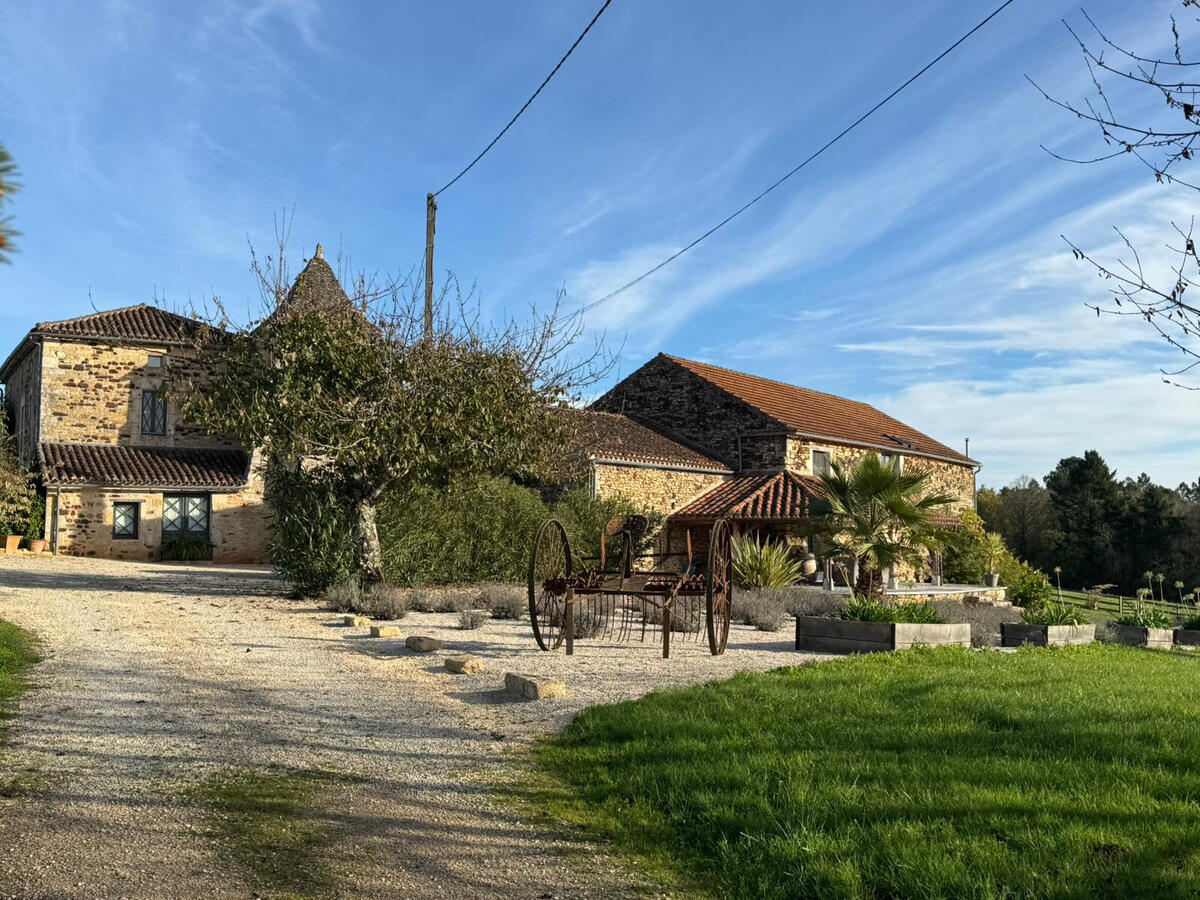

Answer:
[592,462,728,517]
[51,481,270,564]
[38,339,240,449]
[4,343,41,463]
[591,355,778,468]
[785,437,975,510]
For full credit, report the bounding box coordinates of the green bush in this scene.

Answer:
[377,476,660,587]
[731,535,803,588]
[265,466,356,597]
[1009,570,1054,609]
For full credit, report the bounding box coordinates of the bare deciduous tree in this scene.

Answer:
[1033,3,1200,387]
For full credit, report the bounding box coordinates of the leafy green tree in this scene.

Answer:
[173,243,606,587]
[1044,451,1123,589]
[0,406,33,534]
[977,475,1060,571]
[809,453,958,599]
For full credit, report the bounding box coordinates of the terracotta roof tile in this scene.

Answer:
[571,410,731,472]
[664,355,976,465]
[671,470,825,522]
[35,304,209,344]
[39,442,250,489]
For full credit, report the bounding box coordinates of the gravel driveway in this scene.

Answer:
[0,555,826,899]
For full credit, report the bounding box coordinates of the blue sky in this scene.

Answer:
[0,0,1195,488]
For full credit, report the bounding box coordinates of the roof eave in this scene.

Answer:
[0,334,38,383]
[44,480,247,492]
[784,428,978,467]
[589,455,733,475]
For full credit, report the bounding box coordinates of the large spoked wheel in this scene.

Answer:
[529,519,572,651]
[706,519,733,655]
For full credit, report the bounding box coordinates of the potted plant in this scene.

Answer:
[795,594,970,653]
[1113,591,1174,649]
[983,532,1005,588]
[1002,598,1093,646]
[1175,613,1200,648]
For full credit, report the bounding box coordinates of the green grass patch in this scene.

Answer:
[534,645,1200,899]
[187,767,358,899]
[0,619,38,732]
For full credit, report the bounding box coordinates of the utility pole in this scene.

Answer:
[424,192,437,339]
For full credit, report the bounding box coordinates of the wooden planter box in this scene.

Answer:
[1001,623,1094,648]
[794,616,970,654]
[1174,628,1200,647]
[1113,625,1173,650]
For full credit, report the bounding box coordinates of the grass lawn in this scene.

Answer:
[186,768,358,899]
[535,645,1200,899]
[0,619,38,734]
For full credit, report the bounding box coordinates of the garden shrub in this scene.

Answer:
[377,476,660,587]
[480,583,526,619]
[323,581,359,612]
[458,608,487,630]
[1181,614,1200,631]
[358,583,409,620]
[932,600,1022,648]
[733,588,788,631]
[731,535,803,588]
[266,465,356,598]
[1008,570,1054,609]
[786,590,844,618]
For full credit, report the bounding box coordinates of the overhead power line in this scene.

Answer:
[434,0,613,197]
[581,0,1017,314]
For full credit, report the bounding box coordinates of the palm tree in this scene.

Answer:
[809,454,959,600]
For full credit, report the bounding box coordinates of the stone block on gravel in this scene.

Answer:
[405,635,442,652]
[369,625,401,638]
[445,654,483,674]
[504,672,567,700]
[342,615,370,627]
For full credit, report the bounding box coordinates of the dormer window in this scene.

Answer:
[141,390,167,435]
[147,354,164,369]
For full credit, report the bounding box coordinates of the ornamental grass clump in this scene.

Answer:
[1115,593,1173,629]
[1021,598,1084,627]
[731,535,803,589]
[842,595,945,624]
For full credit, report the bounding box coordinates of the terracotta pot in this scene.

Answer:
[29,539,47,554]
[3,535,21,554]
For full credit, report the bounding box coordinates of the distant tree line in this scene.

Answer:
[978,451,1200,596]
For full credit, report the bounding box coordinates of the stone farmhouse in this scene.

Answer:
[574,354,978,569]
[0,304,270,563]
[2,248,977,571]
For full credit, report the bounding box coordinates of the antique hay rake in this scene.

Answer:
[527,515,733,657]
